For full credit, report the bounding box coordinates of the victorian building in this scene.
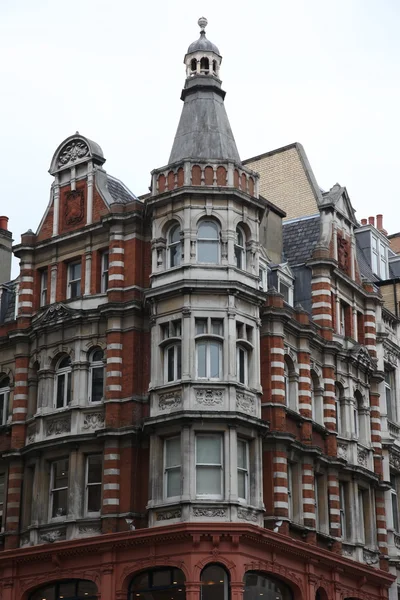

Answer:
[0,17,397,600]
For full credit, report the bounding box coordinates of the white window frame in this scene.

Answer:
[339,482,347,538]
[67,260,82,299]
[258,266,268,291]
[371,234,388,279]
[40,269,48,307]
[237,345,249,386]
[49,459,69,520]
[167,223,182,268]
[164,437,181,499]
[88,349,104,403]
[195,434,223,499]
[0,378,10,426]
[237,439,249,502]
[385,369,397,422]
[196,340,222,380]
[164,343,182,383]
[85,455,102,516]
[234,226,246,270]
[101,251,109,293]
[197,221,220,265]
[278,273,294,306]
[54,357,72,409]
[391,474,399,532]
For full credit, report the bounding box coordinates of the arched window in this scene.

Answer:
[29,580,97,600]
[190,58,197,72]
[197,221,220,264]
[200,57,209,73]
[201,564,229,600]
[354,390,368,442]
[212,59,217,74]
[89,348,104,402]
[0,376,10,426]
[284,356,297,411]
[195,318,223,380]
[244,572,293,600]
[234,226,246,269]
[168,223,182,268]
[129,568,185,600]
[55,356,71,409]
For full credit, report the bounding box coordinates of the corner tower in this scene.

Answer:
[145,20,267,527]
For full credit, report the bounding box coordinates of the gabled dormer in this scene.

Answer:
[355,214,391,281]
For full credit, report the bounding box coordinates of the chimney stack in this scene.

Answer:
[0,216,12,284]
[368,216,375,226]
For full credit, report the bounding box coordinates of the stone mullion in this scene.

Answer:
[101,440,120,532]
[302,461,315,530]
[4,460,23,549]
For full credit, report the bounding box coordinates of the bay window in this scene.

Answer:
[195,317,223,380]
[55,356,72,408]
[196,435,222,498]
[85,455,102,515]
[237,439,249,501]
[50,458,69,518]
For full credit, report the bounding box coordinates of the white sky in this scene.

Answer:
[1,0,400,276]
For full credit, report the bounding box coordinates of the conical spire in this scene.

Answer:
[168,18,241,165]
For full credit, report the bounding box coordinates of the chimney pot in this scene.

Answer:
[368,216,375,226]
[0,216,9,231]
[361,218,367,225]
[377,214,383,230]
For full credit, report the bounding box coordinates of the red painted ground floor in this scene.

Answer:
[0,524,394,600]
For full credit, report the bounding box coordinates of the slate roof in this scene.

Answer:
[106,175,138,204]
[0,281,16,324]
[282,214,320,267]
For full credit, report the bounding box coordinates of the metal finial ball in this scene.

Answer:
[198,17,208,32]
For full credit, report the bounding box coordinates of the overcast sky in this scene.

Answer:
[1,0,399,276]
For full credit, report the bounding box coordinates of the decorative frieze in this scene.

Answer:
[193,507,226,518]
[46,417,70,436]
[237,508,258,522]
[342,544,355,558]
[40,529,64,543]
[337,443,348,460]
[195,389,223,406]
[82,412,105,430]
[357,447,368,468]
[158,392,182,411]
[156,509,182,521]
[78,525,101,536]
[236,392,256,415]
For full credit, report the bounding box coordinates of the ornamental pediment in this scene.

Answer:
[34,303,79,326]
[348,344,374,372]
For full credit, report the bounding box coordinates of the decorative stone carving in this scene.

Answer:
[394,533,400,549]
[363,549,379,565]
[193,507,226,518]
[82,412,105,430]
[349,345,373,372]
[158,392,182,411]
[64,189,84,226]
[20,534,31,547]
[384,346,399,367]
[237,508,258,522]
[41,303,74,323]
[78,525,101,535]
[40,530,63,543]
[337,443,348,460]
[390,452,400,471]
[357,447,368,468]
[196,389,223,406]
[236,392,256,415]
[46,418,70,436]
[342,544,355,558]
[58,140,89,167]
[27,423,37,444]
[156,509,181,521]
[337,235,350,273]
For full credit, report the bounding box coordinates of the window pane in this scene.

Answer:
[66,372,71,404]
[30,585,56,600]
[197,342,206,377]
[52,488,68,517]
[56,375,65,408]
[153,570,172,587]
[238,470,246,499]
[88,455,102,483]
[196,319,207,334]
[91,366,104,401]
[198,222,218,239]
[167,346,175,381]
[238,348,245,383]
[235,245,243,269]
[198,241,218,263]
[209,342,220,378]
[59,582,76,597]
[71,262,81,280]
[92,349,104,362]
[196,466,221,495]
[54,459,69,487]
[197,436,221,463]
[392,492,399,531]
[237,440,247,469]
[0,394,5,424]
[170,243,181,267]
[166,438,181,468]
[177,345,181,379]
[77,580,98,595]
[280,282,290,303]
[167,467,181,497]
[70,280,81,297]
[201,566,227,600]
[211,319,223,335]
[87,484,101,512]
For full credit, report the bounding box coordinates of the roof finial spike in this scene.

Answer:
[198,16,208,34]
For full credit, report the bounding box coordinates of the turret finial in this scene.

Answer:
[198,17,208,33]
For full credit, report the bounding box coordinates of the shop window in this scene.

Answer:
[101,251,109,292]
[129,568,185,600]
[197,221,220,264]
[165,437,181,498]
[50,458,69,519]
[168,223,182,268]
[196,435,223,499]
[89,348,104,402]
[54,356,72,409]
[85,455,102,515]
[244,572,293,600]
[0,376,10,426]
[201,564,229,600]
[29,580,97,600]
[67,260,82,299]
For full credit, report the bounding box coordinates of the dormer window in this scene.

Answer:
[371,235,388,279]
[278,274,293,306]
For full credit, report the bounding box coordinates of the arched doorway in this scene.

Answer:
[200,564,230,599]
[128,567,185,599]
[244,571,293,600]
[29,580,97,600]
[316,589,329,600]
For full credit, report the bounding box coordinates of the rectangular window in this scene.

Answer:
[50,459,69,518]
[385,369,396,422]
[288,462,301,523]
[0,387,9,426]
[391,475,399,532]
[85,455,102,514]
[161,319,182,339]
[40,269,48,307]
[0,473,5,531]
[278,275,293,306]
[237,346,248,385]
[358,488,366,543]
[101,252,109,293]
[315,474,329,534]
[196,341,221,379]
[196,435,222,498]
[339,482,349,539]
[165,437,181,498]
[165,344,181,382]
[67,261,81,299]
[237,439,249,501]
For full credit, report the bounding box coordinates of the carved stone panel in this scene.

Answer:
[64,189,84,226]
[236,392,256,415]
[58,140,89,167]
[155,509,182,521]
[192,507,226,518]
[237,508,258,522]
[46,417,70,436]
[195,389,223,406]
[357,447,368,468]
[158,392,182,411]
[337,442,348,460]
[82,412,105,430]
